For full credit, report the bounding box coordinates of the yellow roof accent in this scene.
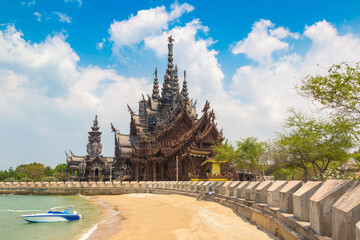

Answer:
[200,158,228,166]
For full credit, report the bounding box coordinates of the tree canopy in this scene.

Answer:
[212,137,267,176]
[299,62,360,123]
[275,108,357,181]
[0,163,68,182]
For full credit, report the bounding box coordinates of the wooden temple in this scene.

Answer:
[66,36,231,181]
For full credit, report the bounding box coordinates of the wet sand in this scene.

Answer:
[92,194,276,240]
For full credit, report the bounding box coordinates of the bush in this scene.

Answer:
[3,177,18,182]
[41,176,58,182]
[19,177,33,182]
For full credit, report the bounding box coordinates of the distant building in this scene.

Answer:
[66,36,230,181]
[65,116,130,181]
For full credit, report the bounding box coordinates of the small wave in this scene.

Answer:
[76,193,85,198]
[77,220,106,240]
[1,209,45,212]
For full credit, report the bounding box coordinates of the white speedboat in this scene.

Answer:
[21,206,82,223]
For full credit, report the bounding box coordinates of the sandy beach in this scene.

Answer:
[90,194,275,240]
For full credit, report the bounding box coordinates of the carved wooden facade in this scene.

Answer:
[116,36,228,181]
[66,36,229,181]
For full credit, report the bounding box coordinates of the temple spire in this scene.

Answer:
[181,70,189,102]
[152,68,160,100]
[161,35,175,100]
[87,115,103,157]
[173,65,180,94]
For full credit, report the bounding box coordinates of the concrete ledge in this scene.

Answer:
[332,182,360,240]
[310,179,355,237]
[219,181,232,195]
[227,181,241,196]
[184,182,192,191]
[255,180,273,203]
[267,181,287,207]
[207,181,219,192]
[80,182,89,188]
[89,181,97,188]
[198,181,210,192]
[356,221,360,240]
[235,181,250,198]
[245,181,260,201]
[293,181,322,221]
[279,181,302,213]
[193,181,205,193]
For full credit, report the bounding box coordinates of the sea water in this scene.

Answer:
[0,195,102,240]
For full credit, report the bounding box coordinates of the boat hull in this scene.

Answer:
[21,213,80,223]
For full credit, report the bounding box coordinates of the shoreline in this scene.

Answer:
[79,196,121,240]
[89,193,276,240]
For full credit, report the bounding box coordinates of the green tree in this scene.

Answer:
[53,163,67,173]
[235,137,267,176]
[15,162,45,181]
[212,142,237,163]
[44,166,53,176]
[53,163,68,181]
[41,176,58,182]
[212,138,268,176]
[299,62,360,123]
[276,109,357,181]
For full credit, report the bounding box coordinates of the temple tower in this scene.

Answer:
[161,35,175,102]
[87,115,103,157]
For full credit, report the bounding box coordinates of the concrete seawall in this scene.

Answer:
[1,180,360,240]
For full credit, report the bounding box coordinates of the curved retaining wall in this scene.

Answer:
[1,180,360,240]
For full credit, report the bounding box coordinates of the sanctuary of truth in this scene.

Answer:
[65,36,233,182]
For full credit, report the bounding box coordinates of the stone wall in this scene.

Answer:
[1,180,360,240]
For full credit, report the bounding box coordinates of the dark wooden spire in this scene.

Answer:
[181,70,189,102]
[161,36,175,101]
[173,65,180,94]
[152,68,160,100]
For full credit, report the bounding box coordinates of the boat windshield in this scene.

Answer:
[48,206,73,214]
[63,206,72,213]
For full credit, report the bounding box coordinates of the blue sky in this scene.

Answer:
[1,0,360,170]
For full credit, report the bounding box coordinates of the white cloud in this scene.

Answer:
[34,12,41,22]
[22,1,35,7]
[53,12,72,23]
[96,38,106,50]
[231,19,299,64]
[109,3,193,53]
[0,24,150,169]
[169,2,194,20]
[65,0,82,7]
[230,19,360,140]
